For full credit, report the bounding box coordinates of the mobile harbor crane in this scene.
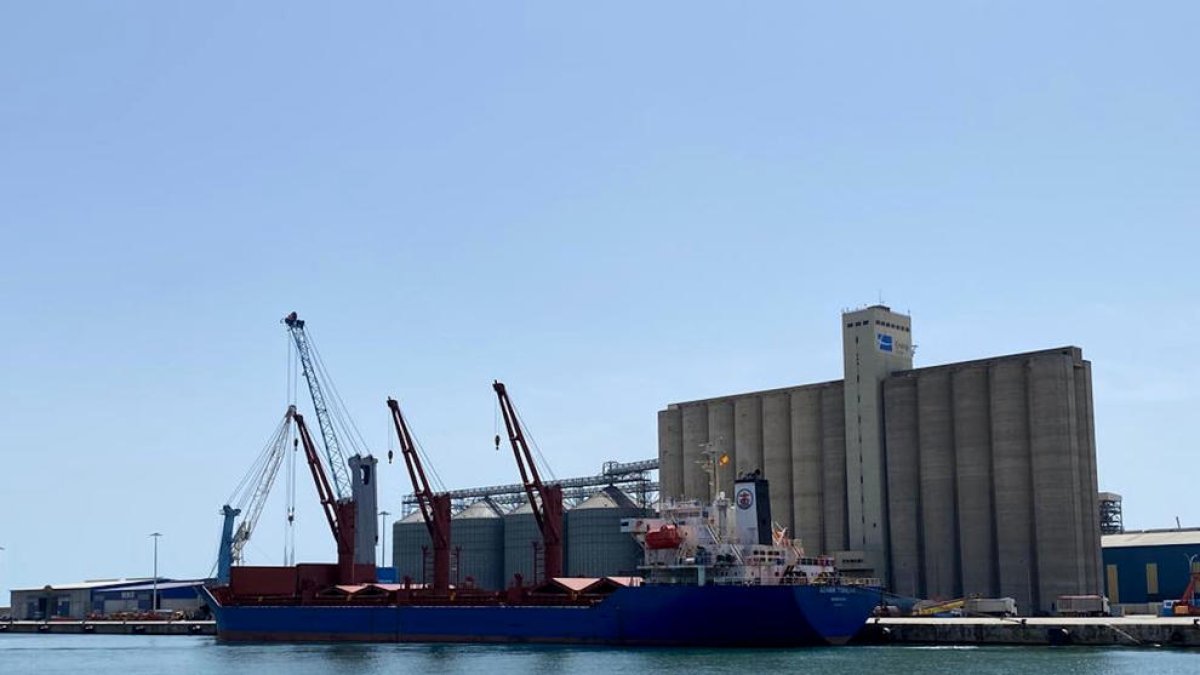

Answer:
[283,312,377,581]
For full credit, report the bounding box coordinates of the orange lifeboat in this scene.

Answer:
[645,525,683,550]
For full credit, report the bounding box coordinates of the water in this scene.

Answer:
[1,635,1197,674]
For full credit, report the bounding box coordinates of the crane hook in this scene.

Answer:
[494,434,500,451]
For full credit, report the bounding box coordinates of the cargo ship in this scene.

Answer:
[202,474,881,646]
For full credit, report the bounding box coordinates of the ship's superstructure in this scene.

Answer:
[624,476,844,588]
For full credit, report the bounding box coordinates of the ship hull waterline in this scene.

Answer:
[202,584,879,647]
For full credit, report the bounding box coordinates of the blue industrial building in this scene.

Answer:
[10,578,208,619]
[1102,529,1200,607]
[90,580,207,616]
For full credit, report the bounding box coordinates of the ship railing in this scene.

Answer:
[711,575,781,587]
[838,576,882,587]
[703,523,743,566]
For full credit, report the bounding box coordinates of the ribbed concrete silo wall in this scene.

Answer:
[917,370,959,599]
[708,400,736,500]
[504,510,540,585]
[761,393,793,535]
[658,408,684,500]
[989,359,1037,612]
[820,384,848,553]
[1075,359,1102,594]
[393,520,431,585]
[952,366,996,598]
[734,396,763,479]
[790,388,824,555]
[680,405,710,500]
[883,376,920,598]
[1029,355,1085,606]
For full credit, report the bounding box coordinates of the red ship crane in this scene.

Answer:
[387,398,452,592]
[294,411,359,583]
[492,380,563,581]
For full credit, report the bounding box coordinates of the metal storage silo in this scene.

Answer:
[504,500,542,585]
[452,499,505,590]
[567,486,649,578]
[392,510,430,585]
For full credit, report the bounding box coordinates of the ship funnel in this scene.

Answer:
[733,472,772,546]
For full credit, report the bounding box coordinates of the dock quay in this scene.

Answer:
[858,617,1200,647]
[6,616,1199,646]
[0,620,215,636]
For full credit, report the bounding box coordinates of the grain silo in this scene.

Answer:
[453,499,505,590]
[566,486,648,578]
[504,500,542,584]
[658,303,1104,612]
[392,510,430,585]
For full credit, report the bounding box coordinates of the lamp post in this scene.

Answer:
[149,533,162,613]
[378,511,391,568]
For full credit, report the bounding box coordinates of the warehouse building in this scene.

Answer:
[9,578,205,619]
[90,581,206,617]
[658,305,1102,612]
[1102,529,1200,609]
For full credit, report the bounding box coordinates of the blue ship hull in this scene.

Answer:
[202,584,878,647]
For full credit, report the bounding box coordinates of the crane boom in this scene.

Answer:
[217,406,296,583]
[492,380,563,581]
[282,312,352,500]
[229,407,296,564]
[387,398,452,591]
[294,410,358,582]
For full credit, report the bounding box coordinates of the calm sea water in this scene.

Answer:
[1,635,1197,674]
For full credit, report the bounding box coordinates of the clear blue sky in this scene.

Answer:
[1,2,1196,593]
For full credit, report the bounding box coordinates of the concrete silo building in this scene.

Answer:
[658,305,1102,612]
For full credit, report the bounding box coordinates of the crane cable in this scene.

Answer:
[409,420,446,492]
[518,406,557,482]
[284,423,298,566]
[284,338,298,566]
[310,338,371,458]
[494,389,557,482]
[224,414,291,510]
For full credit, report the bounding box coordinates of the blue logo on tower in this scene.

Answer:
[877,333,893,353]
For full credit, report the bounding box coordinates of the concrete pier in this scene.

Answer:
[0,620,215,635]
[860,617,1200,647]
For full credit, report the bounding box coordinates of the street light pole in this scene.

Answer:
[378,511,391,568]
[149,533,162,613]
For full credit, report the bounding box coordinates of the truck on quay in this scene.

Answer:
[1056,595,1111,617]
[965,597,1017,617]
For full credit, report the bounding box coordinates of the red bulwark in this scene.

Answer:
[230,567,298,597]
